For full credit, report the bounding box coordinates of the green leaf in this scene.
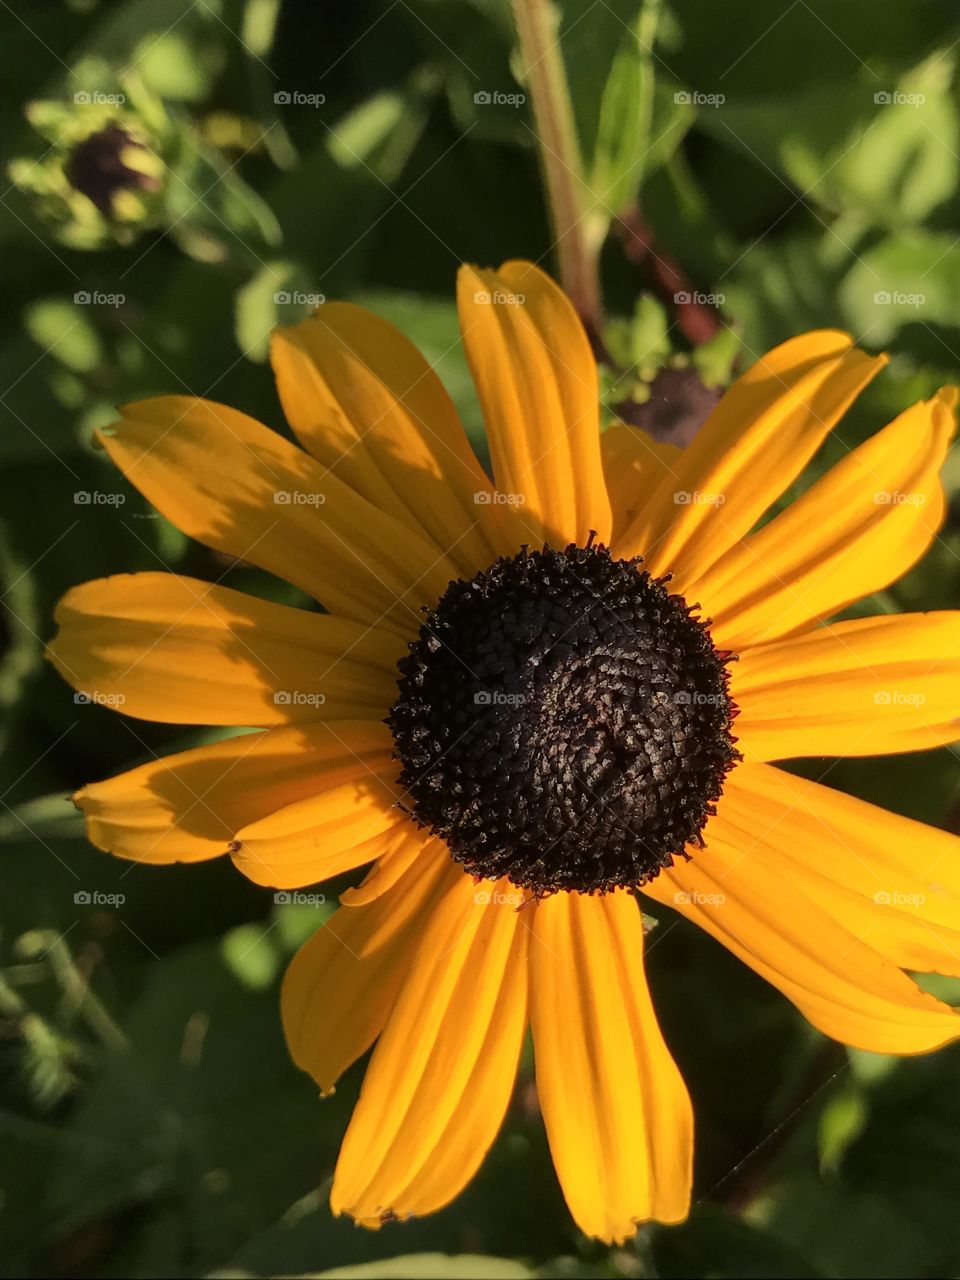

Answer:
[327,81,434,187]
[802,54,958,227]
[234,260,298,362]
[838,230,960,342]
[589,3,691,215]
[221,924,282,992]
[698,52,958,229]
[24,298,103,374]
[847,1048,900,1088]
[720,234,842,354]
[44,938,338,1268]
[0,793,83,844]
[0,525,42,742]
[754,1173,929,1278]
[166,132,282,263]
[818,1084,869,1176]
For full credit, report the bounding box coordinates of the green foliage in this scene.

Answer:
[2,1,960,1277]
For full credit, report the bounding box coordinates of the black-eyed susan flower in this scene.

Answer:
[49,260,960,1243]
[10,86,168,250]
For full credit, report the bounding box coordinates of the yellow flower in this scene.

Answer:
[49,260,960,1244]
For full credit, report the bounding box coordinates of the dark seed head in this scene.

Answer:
[388,542,739,896]
[65,124,160,216]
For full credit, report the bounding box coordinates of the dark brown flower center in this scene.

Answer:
[388,542,739,896]
[65,124,159,216]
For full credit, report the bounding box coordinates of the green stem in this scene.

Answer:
[512,0,603,332]
[24,931,129,1053]
[634,0,664,191]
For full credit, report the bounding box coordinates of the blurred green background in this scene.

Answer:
[3,1,960,1276]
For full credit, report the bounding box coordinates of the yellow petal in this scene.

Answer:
[457,260,612,548]
[230,741,401,889]
[715,763,960,978]
[645,793,960,1052]
[48,573,400,726]
[340,830,445,907]
[733,611,960,760]
[97,397,459,634]
[601,424,681,542]
[271,302,499,576]
[615,331,885,586]
[529,890,692,1243]
[75,722,390,865]
[697,387,958,649]
[282,840,449,1095]
[331,869,528,1223]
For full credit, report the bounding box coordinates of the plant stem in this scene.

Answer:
[512,0,603,332]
